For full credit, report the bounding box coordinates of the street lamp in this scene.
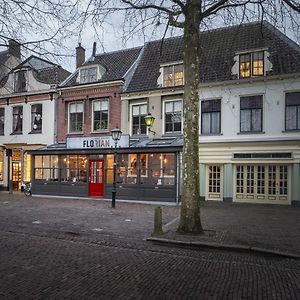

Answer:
[144,113,156,135]
[111,126,122,208]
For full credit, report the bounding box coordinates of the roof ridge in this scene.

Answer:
[95,45,143,57]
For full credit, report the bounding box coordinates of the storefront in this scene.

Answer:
[30,136,182,203]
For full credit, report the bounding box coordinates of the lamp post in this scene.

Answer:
[111,127,122,208]
[144,113,156,135]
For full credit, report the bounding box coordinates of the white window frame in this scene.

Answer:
[68,102,84,134]
[79,66,98,84]
[238,50,265,78]
[30,103,43,132]
[239,94,264,133]
[91,98,109,133]
[130,101,148,136]
[161,62,184,87]
[162,99,183,135]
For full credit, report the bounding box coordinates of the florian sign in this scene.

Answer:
[67,135,130,149]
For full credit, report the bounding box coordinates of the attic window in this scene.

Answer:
[163,64,184,87]
[14,70,27,92]
[80,67,97,84]
[239,51,264,78]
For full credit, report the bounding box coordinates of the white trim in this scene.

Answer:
[91,98,110,133]
[162,99,183,135]
[68,101,84,134]
[162,63,184,88]
[129,101,148,136]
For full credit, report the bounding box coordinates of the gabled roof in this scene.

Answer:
[126,21,300,93]
[60,46,142,87]
[14,55,71,85]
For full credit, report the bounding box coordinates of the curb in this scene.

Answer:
[146,237,300,259]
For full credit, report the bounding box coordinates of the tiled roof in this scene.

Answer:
[34,66,71,85]
[126,21,300,93]
[61,46,142,87]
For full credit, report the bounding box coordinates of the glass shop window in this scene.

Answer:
[61,155,87,182]
[34,155,59,181]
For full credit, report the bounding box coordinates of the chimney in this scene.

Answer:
[76,43,85,68]
[92,42,97,57]
[8,39,21,59]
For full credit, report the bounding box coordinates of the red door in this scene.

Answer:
[89,160,104,197]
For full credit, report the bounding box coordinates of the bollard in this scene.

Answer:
[151,206,163,236]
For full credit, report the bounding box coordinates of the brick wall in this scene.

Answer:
[57,85,122,142]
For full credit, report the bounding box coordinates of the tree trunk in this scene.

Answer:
[177,0,203,234]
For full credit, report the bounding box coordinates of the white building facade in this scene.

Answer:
[0,55,70,190]
[121,22,300,205]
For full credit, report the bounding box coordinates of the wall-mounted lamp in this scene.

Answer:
[144,113,156,136]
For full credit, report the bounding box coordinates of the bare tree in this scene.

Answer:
[78,0,299,233]
[0,0,82,64]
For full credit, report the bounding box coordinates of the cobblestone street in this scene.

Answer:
[0,193,299,299]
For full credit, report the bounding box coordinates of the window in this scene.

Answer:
[34,155,59,181]
[93,99,108,131]
[132,103,147,135]
[61,155,87,182]
[239,51,264,78]
[165,100,182,133]
[14,70,27,92]
[201,99,221,134]
[69,102,83,133]
[286,92,300,130]
[163,64,184,87]
[80,67,97,84]
[12,106,23,134]
[240,95,263,132]
[0,107,4,135]
[0,150,3,181]
[31,104,42,132]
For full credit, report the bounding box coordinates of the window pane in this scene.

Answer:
[241,110,251,132]
[76,103,84,112]
[163,66,173,87]
[101,100,108,111]
[140,104,147,115]
[42,155,50,168]
[174,64,183,86]
[165,102,173,113]
[286,106,297,130]
[202,113,211,134]
[252,51,264,76]
[13,106,23,133]
[132,105,139,116]
[211,112,220,133]
[286,92,300,106]
[239,54,251,78]
[174,100,182,111]
[31,104,42,131]
[252,109,262,131]
[240,96,263,109]
[93,101,101,111]
[202,99,221,112]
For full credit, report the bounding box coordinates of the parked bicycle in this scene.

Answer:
[23,182,32,196]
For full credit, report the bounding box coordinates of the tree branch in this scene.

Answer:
[282,0,300,12]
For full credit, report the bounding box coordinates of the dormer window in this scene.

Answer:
[239,51,264,78]
[163,63,184,87]
[80,67,97,84]
[14,70,27,92]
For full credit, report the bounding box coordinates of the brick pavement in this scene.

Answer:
[0,192,299,256]
[0,192,300,299]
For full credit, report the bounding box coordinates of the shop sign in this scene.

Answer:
[67,135,130,149]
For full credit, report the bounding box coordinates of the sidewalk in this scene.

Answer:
[1,192,299,258]
[148,201,300,259]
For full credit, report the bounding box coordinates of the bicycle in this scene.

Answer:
[23,182,32,196]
